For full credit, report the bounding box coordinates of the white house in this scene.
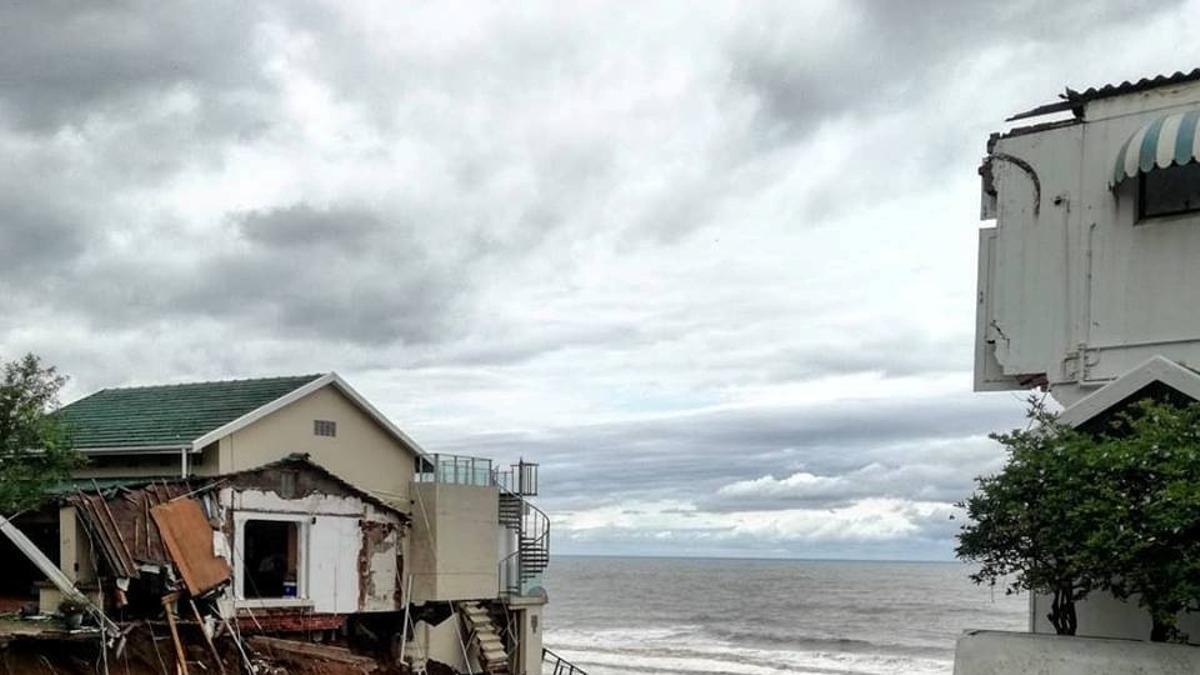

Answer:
[975,68,1200,643]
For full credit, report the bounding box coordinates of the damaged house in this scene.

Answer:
[0,373,569,674]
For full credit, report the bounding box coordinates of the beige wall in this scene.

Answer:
[218,385,417,508]
[409,482,500,602]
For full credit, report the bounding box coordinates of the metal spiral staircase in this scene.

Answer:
[495,460,550,596]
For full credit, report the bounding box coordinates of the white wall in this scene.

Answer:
[219,486,403,614]
[954,630,1200,675]
[1031,590,1200,643]
[977,80,1200,405]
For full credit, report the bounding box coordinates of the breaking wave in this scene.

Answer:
[544,626,950,675]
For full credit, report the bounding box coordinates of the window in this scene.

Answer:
[242,520,299,599]
[314,419,337,437]
[1139,162,1200,220]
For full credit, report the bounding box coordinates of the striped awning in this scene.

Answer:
[1112,109,1200,187]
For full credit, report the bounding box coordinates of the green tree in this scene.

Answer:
[1086,400,1200,643]
[0,354,83,514]
[956,397,1104,635]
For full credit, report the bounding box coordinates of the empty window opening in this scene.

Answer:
[314,419,337,437]
[1139,162,1200,220]
[242,520,299,599]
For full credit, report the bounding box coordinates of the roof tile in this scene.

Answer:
[57,374,324,449]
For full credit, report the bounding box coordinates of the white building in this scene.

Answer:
[976,68,1200,640]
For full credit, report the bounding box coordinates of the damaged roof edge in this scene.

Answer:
[990,117,1082,143]
[217,453,413,521]
[1006,68,1200,123]
[55,454,412,520]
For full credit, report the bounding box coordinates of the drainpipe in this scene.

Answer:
[180,446,189,478]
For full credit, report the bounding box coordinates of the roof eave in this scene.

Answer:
[77,444,196,455]
[1058,356,1200,429]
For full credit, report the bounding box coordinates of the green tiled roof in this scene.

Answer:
[56,374,325,449]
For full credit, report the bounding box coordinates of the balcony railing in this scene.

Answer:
[492,459,539,496]
[414,453,493,487]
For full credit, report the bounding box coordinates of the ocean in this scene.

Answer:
[541,557,1026,675]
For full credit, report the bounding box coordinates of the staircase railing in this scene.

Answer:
[543,648,587,675]
[495,462,550,596]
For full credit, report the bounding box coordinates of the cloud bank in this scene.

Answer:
[2,0,1198,558]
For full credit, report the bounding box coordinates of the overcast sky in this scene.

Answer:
[3,1,1199,560]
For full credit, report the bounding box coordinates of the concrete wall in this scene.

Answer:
[409,483,500,603]
[219,385,417,507]
[1031,590,1200,643]
[954,630,1200,675]
[977,80,1200,405]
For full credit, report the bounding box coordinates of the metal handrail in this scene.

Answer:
[492,459,539,496]
[496,480,550,596]
[543,648,587,675]
[415,453,493,487]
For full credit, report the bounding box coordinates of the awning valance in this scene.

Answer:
[1112,109,1200,187]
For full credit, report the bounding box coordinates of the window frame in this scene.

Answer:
[1137,162,1200,221]
[233,513,311,607]
[313,419,337,437]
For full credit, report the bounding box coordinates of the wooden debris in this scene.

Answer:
[189,599,225,675]
[162,593,190,675]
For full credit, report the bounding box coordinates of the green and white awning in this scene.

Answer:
[1112,109,1200,187]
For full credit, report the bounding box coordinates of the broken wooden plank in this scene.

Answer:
[151,499,231,596]
[162,593,189,675]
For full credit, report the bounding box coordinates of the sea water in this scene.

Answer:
[541,557,1026,675]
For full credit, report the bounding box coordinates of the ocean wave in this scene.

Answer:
[544,628,951,675]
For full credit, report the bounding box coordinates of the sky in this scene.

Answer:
[2,1,1200,561]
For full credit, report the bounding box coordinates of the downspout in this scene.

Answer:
[181,445,190,479]
[1057,194,1072,366]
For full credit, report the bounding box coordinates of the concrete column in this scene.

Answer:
[57,506,94,584]
[516,604,544,675]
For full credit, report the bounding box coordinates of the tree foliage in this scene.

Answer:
[956,397,1103,635]
[957,396,1200,643]
[1085,400,1200,642]
[0,354,83,514]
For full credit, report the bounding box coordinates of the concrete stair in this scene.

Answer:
[459,601,510,674]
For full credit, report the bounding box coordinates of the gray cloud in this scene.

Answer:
[1,1,1196,559]
[431,391,1024,512]
[0,1,274,135]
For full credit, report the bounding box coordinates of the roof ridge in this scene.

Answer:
[97,373,326,393]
